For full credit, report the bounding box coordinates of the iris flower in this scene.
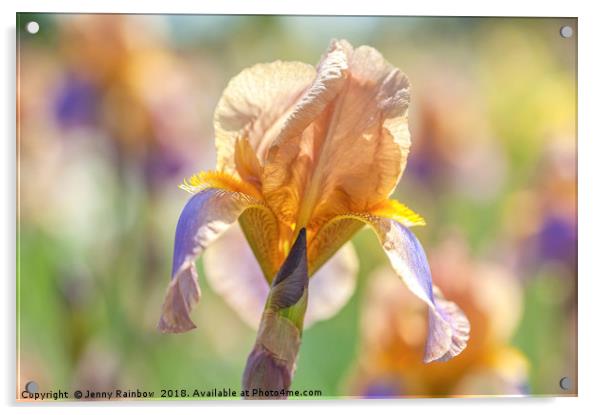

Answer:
[158,39,469,394]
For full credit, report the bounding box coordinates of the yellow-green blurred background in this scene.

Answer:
[17,14,577,398]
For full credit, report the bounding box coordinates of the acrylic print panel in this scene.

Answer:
[16,13,577,401]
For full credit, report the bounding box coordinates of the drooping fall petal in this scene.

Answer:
[203,223,359,328]
[307,212,469,362]
[368,218,470,362]
[307,200,424,276]
[158,188,265,333]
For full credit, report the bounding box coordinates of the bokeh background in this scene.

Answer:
[17,14,577,398]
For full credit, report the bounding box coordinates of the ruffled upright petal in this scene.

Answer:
[213,61,316,174]
[307,42,412,225]
[261,44,349,227]
[262,39,412,230]
[158,188,263,333]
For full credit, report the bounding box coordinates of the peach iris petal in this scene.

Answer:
[262,40,411,231]
[214,61,316,175]
[203,223,359,328]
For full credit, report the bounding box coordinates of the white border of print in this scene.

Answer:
[2,1,598,415]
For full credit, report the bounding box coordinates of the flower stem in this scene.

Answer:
[242,229,308,399]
